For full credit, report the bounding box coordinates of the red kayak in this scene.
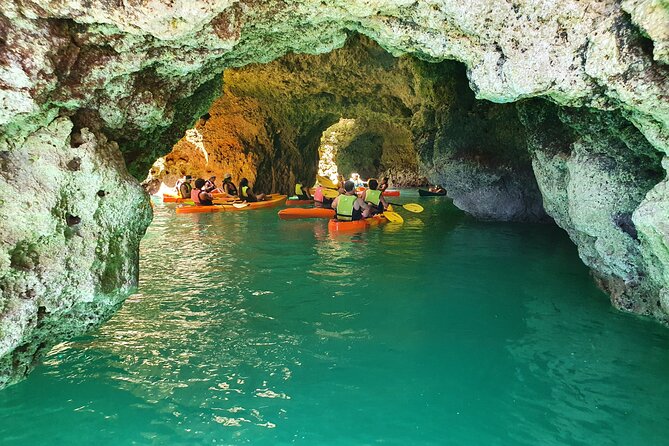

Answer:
[382,190,400,197]
[278,208,335,220]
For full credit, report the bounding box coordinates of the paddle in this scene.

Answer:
[316,175,339,190]
[387,202,424,213]
[232,202,249,209]
[383,211,404,223]
[322,188,340,199]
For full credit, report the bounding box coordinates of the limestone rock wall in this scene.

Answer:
[0,117,151,388]
[0,0,668,387]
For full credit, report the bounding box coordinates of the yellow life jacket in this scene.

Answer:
[295,183,303,196]
[365,189,381,206]
[241,185,249,198]
[179,182,192,198]
[336,195,357,221]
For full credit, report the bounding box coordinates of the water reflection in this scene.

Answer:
[2,192,669,445]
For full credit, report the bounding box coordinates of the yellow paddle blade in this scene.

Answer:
[402,203,424,213]
[232,202,249,208]
[383,211,404,223]
[322,188,340,199]
[387,204,394,212]
[316,175,338,189]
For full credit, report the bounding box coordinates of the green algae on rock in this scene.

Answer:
[0,0,668,388]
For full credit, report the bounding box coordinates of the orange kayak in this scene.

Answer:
[176,195,287,214]
[278,208,335,220]
[285,199,314,206]
[327,214,387,232]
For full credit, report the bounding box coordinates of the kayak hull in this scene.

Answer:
[285,199,314,206]
[176,195,287,214]
[382,190,400,197]
[327,215,387,232]
[418,189,447,197]
[278,208,335,220]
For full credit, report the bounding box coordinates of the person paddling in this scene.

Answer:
[239,178,266,202]
[331,180,369,221]
[363,178,388,215]
[295,180,312,200]
[221,173,238,196]
[191,178,214,206]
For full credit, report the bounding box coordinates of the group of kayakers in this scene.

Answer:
[174,173,265,206]
[307,173,391,222]
[173,170,392,221]
[331,178,389,221]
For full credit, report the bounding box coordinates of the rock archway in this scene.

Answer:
[1,0,668,388]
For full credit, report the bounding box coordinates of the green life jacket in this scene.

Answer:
[365,189,381,206]
[336,195,357,221]
[295,183,303,196]
[241,185,249,198]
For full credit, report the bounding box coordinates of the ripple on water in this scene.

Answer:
[2,194,669,445]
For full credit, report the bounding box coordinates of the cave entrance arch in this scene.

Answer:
[138,33,667,328]
[1,10,668,391]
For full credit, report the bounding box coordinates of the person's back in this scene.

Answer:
[313,185,324,203]
[332,181,367,221]
[295,181,311,200]
[364,179,386,215]
[191,178,213,206]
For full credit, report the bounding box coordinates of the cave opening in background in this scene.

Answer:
[138,32,667,321]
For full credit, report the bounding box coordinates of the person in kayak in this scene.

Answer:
[295,180,312,200]
[239,177,266,202]
[331,180,369,221]
[191,178,214,206]
[221,173,238,196]
[363,178,388,215]
[177,175,193,198]
[429,184,446,194]
[379,177,390,192]
[204,176,218,193]
[349,172,365,188]
[313,182,333,208]
[338,174,346,194]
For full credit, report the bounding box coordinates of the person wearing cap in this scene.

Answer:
[221,173,238,196]
[178,175,193,199]
[203,176,218,193]
[331,180,369,221]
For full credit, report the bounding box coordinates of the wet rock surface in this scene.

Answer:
[0,0,668,386]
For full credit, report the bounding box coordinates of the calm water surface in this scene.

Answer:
[2,191,669,445]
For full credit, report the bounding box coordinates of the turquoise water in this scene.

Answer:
[2,191,669,445]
